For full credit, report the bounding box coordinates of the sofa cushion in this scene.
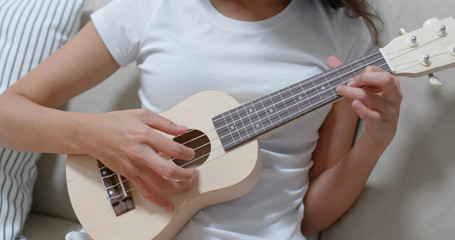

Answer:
[0,0,86,239]
[21,213,81,240]
[321,0,455,239]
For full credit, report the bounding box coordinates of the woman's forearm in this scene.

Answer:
[301,133,389,235]
[0,92,93,154]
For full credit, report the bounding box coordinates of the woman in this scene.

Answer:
[0,0,401,239]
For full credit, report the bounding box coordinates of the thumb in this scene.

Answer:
[327,56,343,69]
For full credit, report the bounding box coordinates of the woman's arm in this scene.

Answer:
[301,57,402,234]
[0,21,196,212]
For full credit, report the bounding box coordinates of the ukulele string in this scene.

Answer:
[386,36,447,69]
[158,52,388,160]
[161,63,391,168]
[158,60,390,167]
[108,58,390,201]
[108,187,136,201]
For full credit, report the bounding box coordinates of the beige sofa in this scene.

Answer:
[21,0,455,239]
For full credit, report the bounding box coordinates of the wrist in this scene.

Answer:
[65,111,100,155]
[357,132,391,155]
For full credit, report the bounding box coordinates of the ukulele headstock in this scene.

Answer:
[380,17,455,85]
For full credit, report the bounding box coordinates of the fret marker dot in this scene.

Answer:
[269,109,274,113]
[256,124,260,128]
[249,108,253,113]
[102,171,107,175]
[230,125,235,130]
[109,191,114,195]
[298,96,303,100]
[321,86,325,90]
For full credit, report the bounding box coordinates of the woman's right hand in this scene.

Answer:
[0,21,196,211]
[79,109,196,212]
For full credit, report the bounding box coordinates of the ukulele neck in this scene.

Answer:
[213,49,391,151]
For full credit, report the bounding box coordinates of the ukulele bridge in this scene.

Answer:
[98,161,135,216]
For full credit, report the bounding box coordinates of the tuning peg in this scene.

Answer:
[398,28,407,36]
[423,18,439,27]
[449,45,455,56]
[428,73,442,88]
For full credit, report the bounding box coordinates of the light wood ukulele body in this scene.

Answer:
[66,17,455,239]
[67,91,262,240]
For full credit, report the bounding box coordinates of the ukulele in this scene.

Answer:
[66,17,455,239]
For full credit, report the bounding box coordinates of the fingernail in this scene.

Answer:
[176,125,189,132]
[192,170,198,179]
[336,86,343,94]
[164,204,173,212]
[347,80,355,87]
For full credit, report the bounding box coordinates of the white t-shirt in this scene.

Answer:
[91,0,374,239]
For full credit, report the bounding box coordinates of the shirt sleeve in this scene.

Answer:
[91,0,154,67]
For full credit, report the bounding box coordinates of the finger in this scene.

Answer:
[147,129,195,160]
[130,176,175,212]
[336,85,385,111]
[349,71,399,95]
[141,147,197,182]
[132,159,194,193]
[327,56,343,69]
[352,100,381,122]
[135,109,190,136]
[364,65,384,73]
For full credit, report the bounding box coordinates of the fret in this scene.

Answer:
[318,74,339,103]
[290,82,312,114]
[310,74,333,104]
[242,102,261,135]
[364,51,381,66]
[301,80,321,108]
[218,114,236,150]
[224,111,241,145]
[229,108,248,142]
[269,92,289,123]
[308,75,324,105]
[250,99,265,134]
[349,59,365,76]
[324,68,344,89]
[237,105,256,137]
[337,64,355,84]
[347,61,359,78]
[261,94,282,127]
[298,81,315,110]
[212,115,232,149]
[256,98,274,131]
[322,73,337,96]
[362,55,369,65]
[214,50,387,151]
[252,98,272,132]
[365,52,390,72]
[232,107,250,140]
[288,83,303,113]
[278,88,299,118]
[212,115,229,137]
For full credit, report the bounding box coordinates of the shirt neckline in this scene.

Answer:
[200,0,299,32]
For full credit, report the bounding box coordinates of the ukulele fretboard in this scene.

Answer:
[213,50,391,151]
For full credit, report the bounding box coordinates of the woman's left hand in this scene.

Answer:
[335,64,403,146]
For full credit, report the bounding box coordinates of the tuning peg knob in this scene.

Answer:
[450,46,455,56]
[423,18,439,27]
[428,73,442,88]
[398,28,407,36]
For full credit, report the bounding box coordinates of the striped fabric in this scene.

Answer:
[0,0,86,239]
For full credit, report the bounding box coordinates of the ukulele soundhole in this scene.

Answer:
[172,129,211,168]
